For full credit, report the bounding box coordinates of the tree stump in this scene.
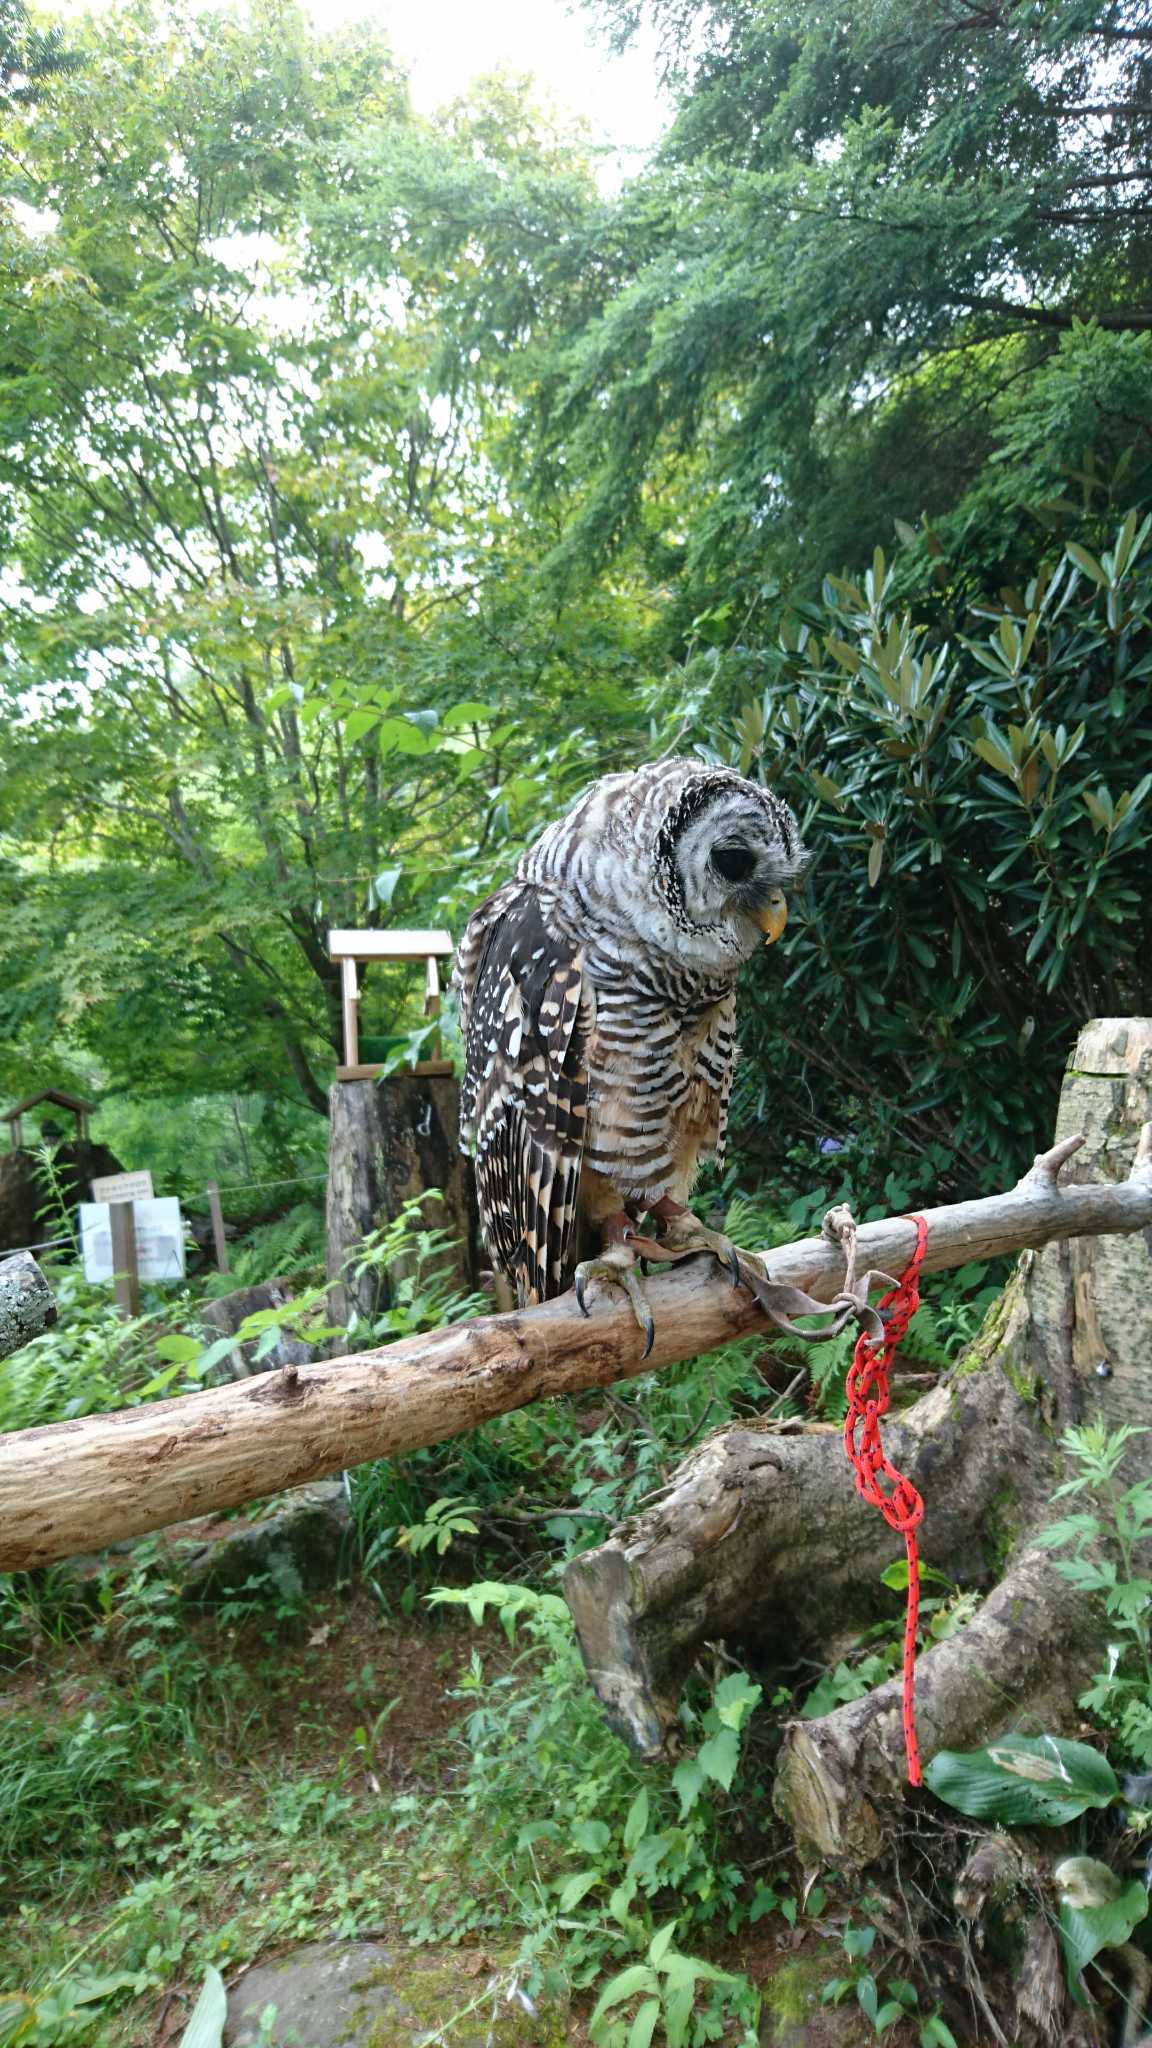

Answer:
[564,1017,1152,1864]
[325,1074,478,1329]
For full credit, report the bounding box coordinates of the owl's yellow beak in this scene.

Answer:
[757,891,788,944]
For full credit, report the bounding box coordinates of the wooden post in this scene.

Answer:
[341,957,360,1069]
[206,1182,229,1275]
[109,1201,141,1320]
[325,1071,478,1326]
[425,954,442,1061]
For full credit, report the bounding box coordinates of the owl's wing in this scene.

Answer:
[462,887,590,1305]
[696,991,739,1168]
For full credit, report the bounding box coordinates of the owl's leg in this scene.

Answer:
[573,1210,661,1360]
[645,1196,760,1292]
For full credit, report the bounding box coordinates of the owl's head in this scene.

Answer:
[648,760,807,964]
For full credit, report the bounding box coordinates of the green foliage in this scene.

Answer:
[554,0,1152,605]
[1035,1423,1152,1766]
[1055,1858,1150,2008]
[176,1970,226,2048]
[197,1203,326,1301]
[674,512,1152,1199]
[925,1734,1121,1826]
[820,1922,956,2045]
[0,0,642,1117]
[416,1581,765,2044]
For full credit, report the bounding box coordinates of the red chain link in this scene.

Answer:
[842,1214,929,1787]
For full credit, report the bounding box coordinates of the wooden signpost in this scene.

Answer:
[206,1181,229,1274]
[81,1187,186,1319]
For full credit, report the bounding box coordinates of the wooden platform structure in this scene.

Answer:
[3,1088,97,1151]
[327,928,455,1081]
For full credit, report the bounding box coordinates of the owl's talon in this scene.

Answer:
[572,1248,656,1356]
[645,1203,763,1297]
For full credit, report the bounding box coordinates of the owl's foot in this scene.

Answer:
[573,1224,657,1359]
[645,1197,763,1293]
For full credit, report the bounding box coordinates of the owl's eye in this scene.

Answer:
[711,843,756,882]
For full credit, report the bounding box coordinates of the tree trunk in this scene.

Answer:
[325,1073,478,1328]
[564,1018,1152,1866]
[1,1104,1148,1574]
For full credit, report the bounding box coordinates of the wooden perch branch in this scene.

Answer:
[1,1131,1150,1573]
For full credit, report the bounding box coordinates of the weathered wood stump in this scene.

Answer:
[564,1017,1152,1865]
[325,1073,477,1329]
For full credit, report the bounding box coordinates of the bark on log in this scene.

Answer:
[774,1548,1106,1866]
[565,1017,1152,1867]
[0,1113,1149,1574]
[325,1073,477,1327]
[0,1253,56,1359]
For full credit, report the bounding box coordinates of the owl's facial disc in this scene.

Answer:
[652,768,805,962]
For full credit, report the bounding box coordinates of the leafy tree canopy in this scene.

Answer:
[0,0,647,1115]
[542,0,1152,617]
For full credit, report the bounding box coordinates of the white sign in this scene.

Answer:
[91,1169,154,1204]
[80,1198,186,1285]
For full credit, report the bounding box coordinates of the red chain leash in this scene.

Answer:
[842,1214,929,1786]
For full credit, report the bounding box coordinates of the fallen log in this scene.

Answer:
[0,1252,56,1361]
[564,1016,1152,1866]
[1,1087,1151,1573]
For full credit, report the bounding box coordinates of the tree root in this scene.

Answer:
[773,1548,1105,1864]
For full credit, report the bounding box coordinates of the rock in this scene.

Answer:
[199,1279,318,1380]
[174,1481,351,1604]
[225,1939,568,2046]
[54,1481,351,1613]
[760,1952,879,2046]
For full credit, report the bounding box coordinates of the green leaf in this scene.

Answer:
[588,1965,660,2030]
[557,1869,601,1911]
[626,1999,661,2048]
[671,1757,704,1816]
[880,1559,949,1592]
[572,1819,612,1855]
[713,1671,763,1730]
[70,1973,139,2006]
[1066,542,1108,587]
[696,1727,740,1791]
[153,1333,202,1363]
[920,2019,959,2048]
[372,866,402,908]
[925,1733,1120,1824]
[178,1967,227,2048]
[856,1972,878,2021]
[648,1918,678,1967]
[623,1789,650,1851]
[441,700,496,729]
[1059,1879,1148,1996]
[343,708,379,740]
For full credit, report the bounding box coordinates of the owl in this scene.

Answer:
[453,758,807,1352]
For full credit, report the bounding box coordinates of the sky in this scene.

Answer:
[312,0,670,164]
